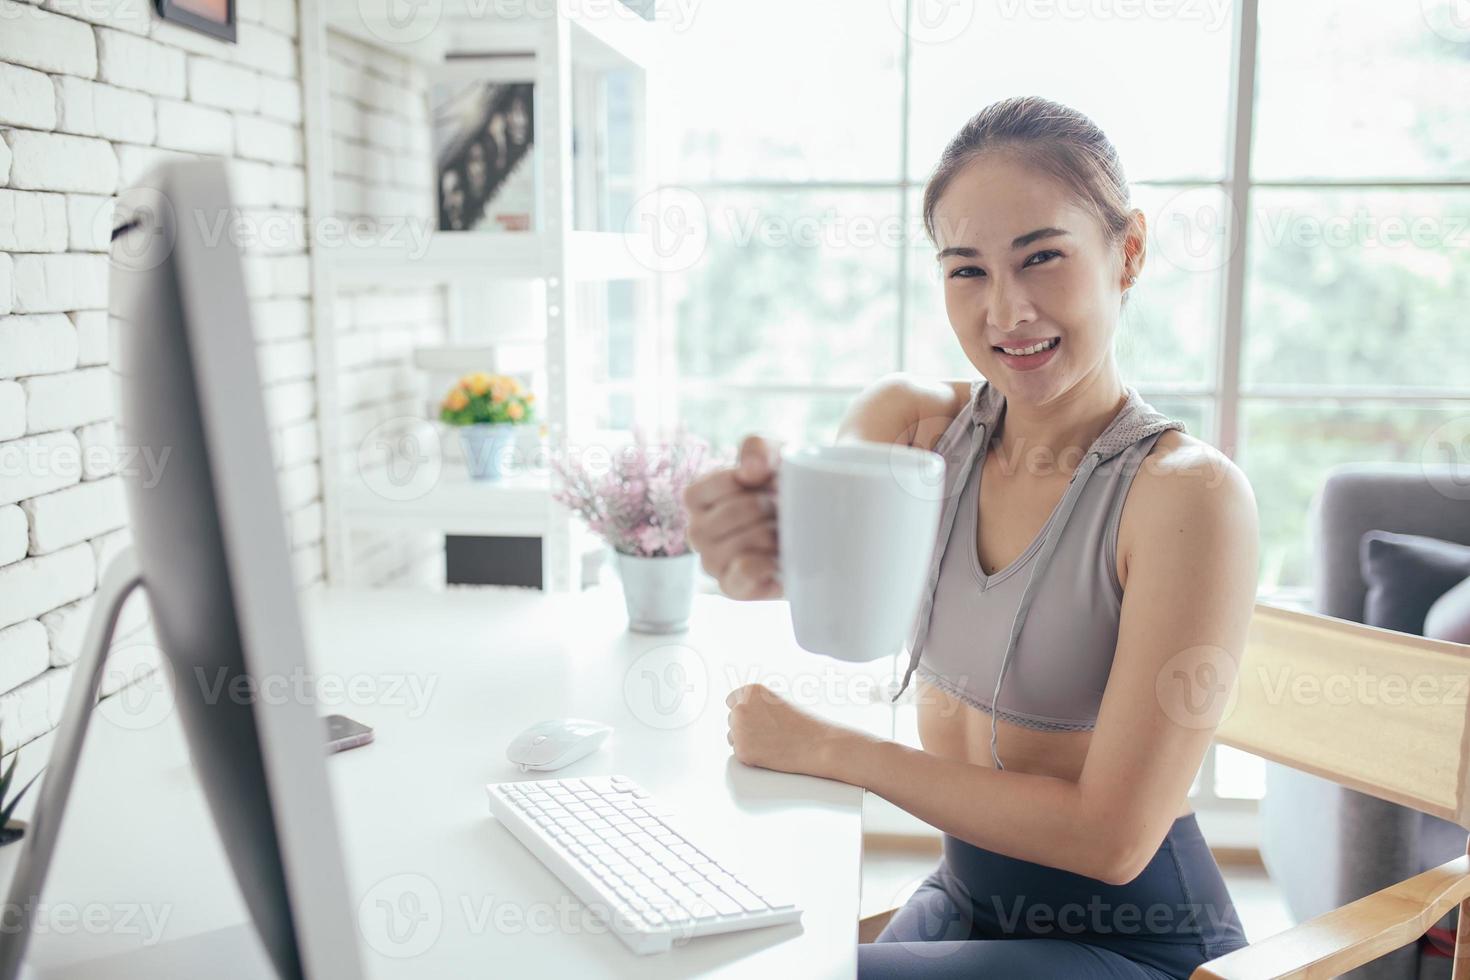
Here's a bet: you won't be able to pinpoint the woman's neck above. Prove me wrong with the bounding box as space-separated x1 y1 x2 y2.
992 369 1129 478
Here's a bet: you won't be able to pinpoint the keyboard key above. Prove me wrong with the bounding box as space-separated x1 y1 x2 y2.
708 894 742 916
684 898 721 921
723 885 769 913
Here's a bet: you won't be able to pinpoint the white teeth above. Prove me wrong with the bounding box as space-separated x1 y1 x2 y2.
999 338 1058 356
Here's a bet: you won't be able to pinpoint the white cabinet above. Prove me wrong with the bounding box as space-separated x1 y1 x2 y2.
299 0 658 591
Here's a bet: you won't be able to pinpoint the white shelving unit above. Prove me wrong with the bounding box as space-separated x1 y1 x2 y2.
299 0 658 592
326 230 654 284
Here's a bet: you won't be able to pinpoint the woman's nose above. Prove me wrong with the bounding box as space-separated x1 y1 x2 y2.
986 278 1035 332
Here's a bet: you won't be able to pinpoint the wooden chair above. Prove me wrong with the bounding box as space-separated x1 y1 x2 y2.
857 602 1470 978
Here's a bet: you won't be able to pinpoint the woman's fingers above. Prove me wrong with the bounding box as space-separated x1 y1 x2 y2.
734 434 781 489
725 552 780 600
699 521 778 582
683 468 746 513
683 434 784 602
685 437 780 514
696 490 775 545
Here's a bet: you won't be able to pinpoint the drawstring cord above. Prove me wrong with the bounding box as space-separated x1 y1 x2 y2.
891 417 989 705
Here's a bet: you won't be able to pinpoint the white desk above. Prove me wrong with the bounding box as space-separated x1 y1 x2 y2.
6 585 868 978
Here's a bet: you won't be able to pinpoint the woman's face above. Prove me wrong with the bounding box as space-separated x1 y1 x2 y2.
931 151 1142 406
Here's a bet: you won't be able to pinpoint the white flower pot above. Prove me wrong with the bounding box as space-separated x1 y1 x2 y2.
614 551 696 633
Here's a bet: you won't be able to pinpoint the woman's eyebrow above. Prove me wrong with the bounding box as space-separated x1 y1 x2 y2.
936 227 1071 260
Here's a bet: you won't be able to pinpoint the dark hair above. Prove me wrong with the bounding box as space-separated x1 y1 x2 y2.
921 96 1138 288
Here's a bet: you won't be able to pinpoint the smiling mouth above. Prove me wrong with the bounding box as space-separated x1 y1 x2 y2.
993 337 1061 356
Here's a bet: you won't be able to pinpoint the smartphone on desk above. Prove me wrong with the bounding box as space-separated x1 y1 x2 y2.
325 714 374 754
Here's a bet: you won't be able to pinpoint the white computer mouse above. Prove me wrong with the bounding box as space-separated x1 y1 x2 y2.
505 718 613 772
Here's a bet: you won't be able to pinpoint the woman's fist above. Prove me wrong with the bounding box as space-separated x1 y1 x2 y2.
683 434 783 600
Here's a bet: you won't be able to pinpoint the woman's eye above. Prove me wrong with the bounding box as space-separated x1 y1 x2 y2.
947 251 1059 279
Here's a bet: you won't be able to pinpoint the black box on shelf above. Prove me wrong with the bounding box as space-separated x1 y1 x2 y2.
446 535 542 588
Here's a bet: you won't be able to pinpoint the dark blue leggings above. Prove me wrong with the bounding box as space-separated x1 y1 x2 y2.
859 813 1249 979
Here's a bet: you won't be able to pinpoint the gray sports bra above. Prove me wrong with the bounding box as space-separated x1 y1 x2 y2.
889 379 1187 769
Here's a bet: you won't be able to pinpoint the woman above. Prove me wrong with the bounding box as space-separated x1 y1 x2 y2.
683 96 1258 979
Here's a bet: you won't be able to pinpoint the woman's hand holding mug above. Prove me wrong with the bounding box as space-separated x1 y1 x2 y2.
683 434 784 601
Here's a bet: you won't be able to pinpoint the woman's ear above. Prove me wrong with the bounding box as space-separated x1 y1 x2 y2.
1122 208 1147 285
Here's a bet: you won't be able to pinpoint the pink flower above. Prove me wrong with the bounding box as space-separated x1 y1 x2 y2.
637 524 665 555
549 427 717 557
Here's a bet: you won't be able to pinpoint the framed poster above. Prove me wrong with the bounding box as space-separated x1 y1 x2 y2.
155 0 235 42
431 60 536 233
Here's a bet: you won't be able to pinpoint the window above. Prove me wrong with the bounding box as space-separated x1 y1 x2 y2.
647 0 1470 812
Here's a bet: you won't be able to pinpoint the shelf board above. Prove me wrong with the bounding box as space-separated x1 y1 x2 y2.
325 0 451 65
568 9 655 70
326 0 655 70
326 230 655 284
564 230 655 280
341 463 555 536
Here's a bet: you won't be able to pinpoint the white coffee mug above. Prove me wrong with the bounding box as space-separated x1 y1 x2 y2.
776 441 946 662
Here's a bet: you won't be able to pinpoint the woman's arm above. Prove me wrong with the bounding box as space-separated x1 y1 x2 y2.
815 440 1259 885
835 372 971 451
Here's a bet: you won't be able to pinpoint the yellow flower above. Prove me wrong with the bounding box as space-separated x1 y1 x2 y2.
444 389 469 412
489 378 512 403
507 401 525 421
510 378 524 395
525 393 535 403
464 372 492 396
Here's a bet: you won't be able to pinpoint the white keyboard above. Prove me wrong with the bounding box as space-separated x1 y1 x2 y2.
486 775 801 955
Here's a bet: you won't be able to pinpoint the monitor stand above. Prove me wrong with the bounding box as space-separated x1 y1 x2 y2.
1 548 146 980
0 549 279 980
0 548 293 979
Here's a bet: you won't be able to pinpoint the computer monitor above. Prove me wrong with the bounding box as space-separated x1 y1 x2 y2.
0 161 362 980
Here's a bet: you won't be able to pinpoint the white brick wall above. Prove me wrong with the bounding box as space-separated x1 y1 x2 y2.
66 195 113 252
75 419 114 479
54 77 156 144
0 314 78 376
0 505 26 565
0 431 81 506
0 0 333 753
0 382 21 441
0 64 57 130
0 191 69 252
156 99 234 155
187 57 258 112
12 253 109 313
96 29 186 98
0 543 95 631
71 311 107 364
0 620 50 693
22 476 126 552
2 130 119 195
0 1 98 77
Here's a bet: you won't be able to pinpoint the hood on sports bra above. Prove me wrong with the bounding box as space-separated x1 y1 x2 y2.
890 379 1187 769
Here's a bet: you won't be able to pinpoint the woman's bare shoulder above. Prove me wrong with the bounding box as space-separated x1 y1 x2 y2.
838 374 976 452
902 376 975 452
1122 429 1258 572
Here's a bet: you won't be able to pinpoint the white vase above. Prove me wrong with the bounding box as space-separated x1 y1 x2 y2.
614 551 697 633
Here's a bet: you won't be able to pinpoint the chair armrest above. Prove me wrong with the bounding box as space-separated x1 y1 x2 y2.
1191 853 1470 979
858 907 898 944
